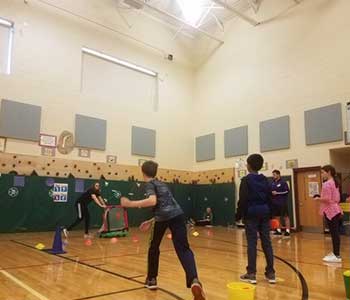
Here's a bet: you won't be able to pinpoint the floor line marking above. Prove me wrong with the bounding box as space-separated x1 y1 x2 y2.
0 270 50 300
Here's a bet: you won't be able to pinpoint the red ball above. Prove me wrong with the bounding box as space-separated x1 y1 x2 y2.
84 239 92 246
270 219 280 230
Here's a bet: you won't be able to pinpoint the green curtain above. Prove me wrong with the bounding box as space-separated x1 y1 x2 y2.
0 174 235 232
191 183 235 226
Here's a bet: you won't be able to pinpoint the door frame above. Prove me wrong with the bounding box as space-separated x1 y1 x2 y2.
293 166 321 231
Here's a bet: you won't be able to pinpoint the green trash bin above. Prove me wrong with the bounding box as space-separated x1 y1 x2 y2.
344 270 350 300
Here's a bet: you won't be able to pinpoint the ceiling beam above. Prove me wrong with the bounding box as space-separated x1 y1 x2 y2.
246 0 263 14
132 0 224 44
211 0 259 26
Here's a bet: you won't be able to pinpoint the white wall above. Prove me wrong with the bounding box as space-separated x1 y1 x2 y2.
0 0 195 170
1 0 349 176
193 0 350 177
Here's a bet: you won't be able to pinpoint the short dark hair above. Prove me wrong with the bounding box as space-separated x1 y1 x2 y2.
272 169 281 175
141 161 158 178
247 154 264 172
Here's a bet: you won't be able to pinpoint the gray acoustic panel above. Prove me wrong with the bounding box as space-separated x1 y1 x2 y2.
305 103 343 145
0 99 41 141
196 133 215 162
131 126 156 157
75 114 107 150
224 126 248 157
260 116 290 152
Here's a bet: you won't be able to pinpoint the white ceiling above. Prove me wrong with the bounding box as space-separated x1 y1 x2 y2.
116 0 258 43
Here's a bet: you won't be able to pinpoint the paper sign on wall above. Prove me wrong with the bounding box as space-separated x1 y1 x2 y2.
53 183 68 202
75 179 85 193
308 182 319 197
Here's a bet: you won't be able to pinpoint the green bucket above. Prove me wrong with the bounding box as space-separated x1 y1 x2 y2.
344 270 350 300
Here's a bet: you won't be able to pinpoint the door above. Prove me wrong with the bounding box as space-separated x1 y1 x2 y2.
295 168 323 232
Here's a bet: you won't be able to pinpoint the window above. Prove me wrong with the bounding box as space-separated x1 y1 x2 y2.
81 47 159 111
0 17 14 74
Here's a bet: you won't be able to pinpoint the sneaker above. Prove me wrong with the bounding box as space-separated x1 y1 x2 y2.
191 279 206 300
145 278 158 290
62 228 69 238
284 231 290 237
322 252 334 261
265 273 276 284
240 273 257 284
323 253 342 263
84 234 93 239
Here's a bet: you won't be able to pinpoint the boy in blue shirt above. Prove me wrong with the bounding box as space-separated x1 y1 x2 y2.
121 161 205 300
271 170 291 236
236 154 276 284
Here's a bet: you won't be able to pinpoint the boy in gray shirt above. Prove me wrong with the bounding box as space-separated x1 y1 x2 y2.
121 161 205 300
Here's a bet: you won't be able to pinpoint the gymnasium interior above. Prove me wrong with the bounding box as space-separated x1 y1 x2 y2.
0 1 349 300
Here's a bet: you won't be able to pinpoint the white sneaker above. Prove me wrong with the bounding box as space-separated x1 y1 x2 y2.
62 228 69 238
323 253 342 263
322 252 333 260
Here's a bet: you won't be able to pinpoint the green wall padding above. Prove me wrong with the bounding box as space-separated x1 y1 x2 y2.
191 184 235 226
0 174 235 232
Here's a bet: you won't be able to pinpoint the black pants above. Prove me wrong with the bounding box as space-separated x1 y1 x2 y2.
148 214 198 288
325 213 341 256
245 216 275 275
67 202 90 234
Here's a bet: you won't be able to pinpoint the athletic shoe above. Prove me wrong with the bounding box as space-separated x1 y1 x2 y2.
191 279 206 300
84 234 93 239
145 278 158 290
322 252 334 260
265 273 276 284
284 231 290 237
62 228 69 238
240 273 257 284
323 253 342 263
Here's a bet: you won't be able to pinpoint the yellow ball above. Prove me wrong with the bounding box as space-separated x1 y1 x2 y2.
192 231 199 237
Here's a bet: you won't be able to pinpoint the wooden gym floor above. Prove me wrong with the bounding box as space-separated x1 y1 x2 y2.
0 227 348 300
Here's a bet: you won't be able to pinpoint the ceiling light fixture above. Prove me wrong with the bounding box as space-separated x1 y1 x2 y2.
0 17 13 27
176 0 212 27
82 47 157 77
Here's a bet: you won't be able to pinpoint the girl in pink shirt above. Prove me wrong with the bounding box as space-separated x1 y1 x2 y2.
315 165 343 263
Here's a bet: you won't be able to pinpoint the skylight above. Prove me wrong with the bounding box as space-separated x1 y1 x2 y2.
176 0 214 27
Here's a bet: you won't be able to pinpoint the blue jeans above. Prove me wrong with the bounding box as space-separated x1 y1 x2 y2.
148 214 198 287
245 216 275 274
